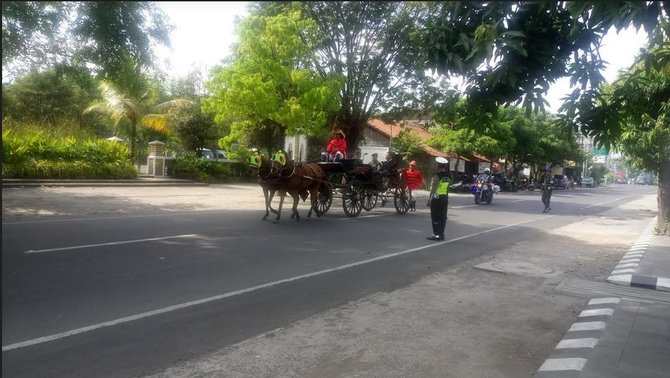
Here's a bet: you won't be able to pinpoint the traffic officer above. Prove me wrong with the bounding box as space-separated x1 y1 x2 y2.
426 157 452 241
541 167 553 213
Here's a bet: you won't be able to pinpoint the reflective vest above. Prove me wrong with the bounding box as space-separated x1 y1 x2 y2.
436 172 450 195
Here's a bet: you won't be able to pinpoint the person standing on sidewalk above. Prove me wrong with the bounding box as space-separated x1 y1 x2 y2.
404 160 424 212
541 167 553 213
426 157 451 241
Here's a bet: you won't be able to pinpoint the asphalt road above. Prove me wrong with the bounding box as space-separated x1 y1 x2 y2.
1 183 659 377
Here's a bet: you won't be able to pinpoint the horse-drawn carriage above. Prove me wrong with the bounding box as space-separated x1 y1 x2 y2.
314 158 411 217
249 149 411 221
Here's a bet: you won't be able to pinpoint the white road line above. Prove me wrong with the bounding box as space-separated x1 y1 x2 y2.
569 321 607 332
555 338 599 349
579 308 614 317
612 268 636 275
657 277 670 291
583 197 625 209
588 298 620 305
615 263 639 269
3 215 547 352
608 274 633 285
24 234 199 254
538 358 587 371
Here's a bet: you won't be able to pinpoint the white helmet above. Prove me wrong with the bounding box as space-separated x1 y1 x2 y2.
435 156 449 165
484 168 491 174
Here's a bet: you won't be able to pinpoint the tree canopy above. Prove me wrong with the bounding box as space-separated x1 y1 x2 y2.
420 2 669 116
253 2 436 149
203 8 341 156
2 1 171 83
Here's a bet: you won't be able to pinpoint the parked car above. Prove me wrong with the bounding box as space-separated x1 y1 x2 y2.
582 176 595 187
553 175 569 190
213 149 227 160
197 148 227 161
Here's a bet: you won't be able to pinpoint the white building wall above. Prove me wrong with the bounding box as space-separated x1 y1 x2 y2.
284 135 309 162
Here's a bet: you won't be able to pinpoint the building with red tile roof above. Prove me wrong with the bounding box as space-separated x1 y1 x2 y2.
361 118 490 176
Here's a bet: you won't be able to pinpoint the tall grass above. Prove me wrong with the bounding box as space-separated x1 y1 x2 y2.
2 120 137 179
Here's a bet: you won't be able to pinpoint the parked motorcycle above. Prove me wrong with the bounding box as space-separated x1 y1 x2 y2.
472 180 498 204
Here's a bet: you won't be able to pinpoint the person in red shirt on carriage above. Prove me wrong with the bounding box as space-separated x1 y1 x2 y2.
321 129 347 162
404 160 424 212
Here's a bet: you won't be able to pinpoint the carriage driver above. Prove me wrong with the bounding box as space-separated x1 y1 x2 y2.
321 129 347 162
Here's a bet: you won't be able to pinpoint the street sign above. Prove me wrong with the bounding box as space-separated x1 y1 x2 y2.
594 147 607 163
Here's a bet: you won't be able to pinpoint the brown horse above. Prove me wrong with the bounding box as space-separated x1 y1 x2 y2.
248 149 279 220
270 150 325 222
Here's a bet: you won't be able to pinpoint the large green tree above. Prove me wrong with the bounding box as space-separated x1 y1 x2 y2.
420 1 669 234
597 44 670 234
2 1 171 83
168 69 221 155
430 100 581 180
203 8 341 157
256 2 431 150
2 65 98 126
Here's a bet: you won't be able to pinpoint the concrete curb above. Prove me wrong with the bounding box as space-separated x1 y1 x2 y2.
607 217 670 292
534 297 620 377
2 178 209 188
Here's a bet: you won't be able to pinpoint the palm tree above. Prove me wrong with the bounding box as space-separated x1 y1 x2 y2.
84 81 192 168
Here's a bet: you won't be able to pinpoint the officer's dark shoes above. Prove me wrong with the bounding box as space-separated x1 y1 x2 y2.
426 235 443 241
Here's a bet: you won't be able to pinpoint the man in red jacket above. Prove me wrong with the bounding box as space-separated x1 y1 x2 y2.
404 160 423 211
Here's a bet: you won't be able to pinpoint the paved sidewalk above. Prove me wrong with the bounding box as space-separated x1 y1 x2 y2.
535 218 670 377
607 219 670 291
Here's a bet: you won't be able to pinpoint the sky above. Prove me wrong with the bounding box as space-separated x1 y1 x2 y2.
156 2 251 78
156 2 648 114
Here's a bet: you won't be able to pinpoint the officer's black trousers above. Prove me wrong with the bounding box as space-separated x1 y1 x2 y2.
542 189 552 209
430 195 448 238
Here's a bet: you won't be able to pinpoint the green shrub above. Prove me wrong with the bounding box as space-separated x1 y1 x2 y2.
171 156 251 183
2 125 136 179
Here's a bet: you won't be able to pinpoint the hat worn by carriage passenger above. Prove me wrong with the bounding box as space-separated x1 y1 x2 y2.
435 156 449 165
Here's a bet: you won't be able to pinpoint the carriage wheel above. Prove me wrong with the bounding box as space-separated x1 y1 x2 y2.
342 184 363 217
315 184 333 215
362 191 378 211
393 183 411 215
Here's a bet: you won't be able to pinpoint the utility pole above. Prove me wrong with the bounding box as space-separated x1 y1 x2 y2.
580 133 587 178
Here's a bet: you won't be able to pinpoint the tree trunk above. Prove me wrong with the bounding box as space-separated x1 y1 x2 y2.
130 120 138 171
338 114 367 156
656 160 670 236
456 155 462 182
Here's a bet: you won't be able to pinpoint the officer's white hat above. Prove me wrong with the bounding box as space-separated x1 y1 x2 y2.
435 156 449 165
